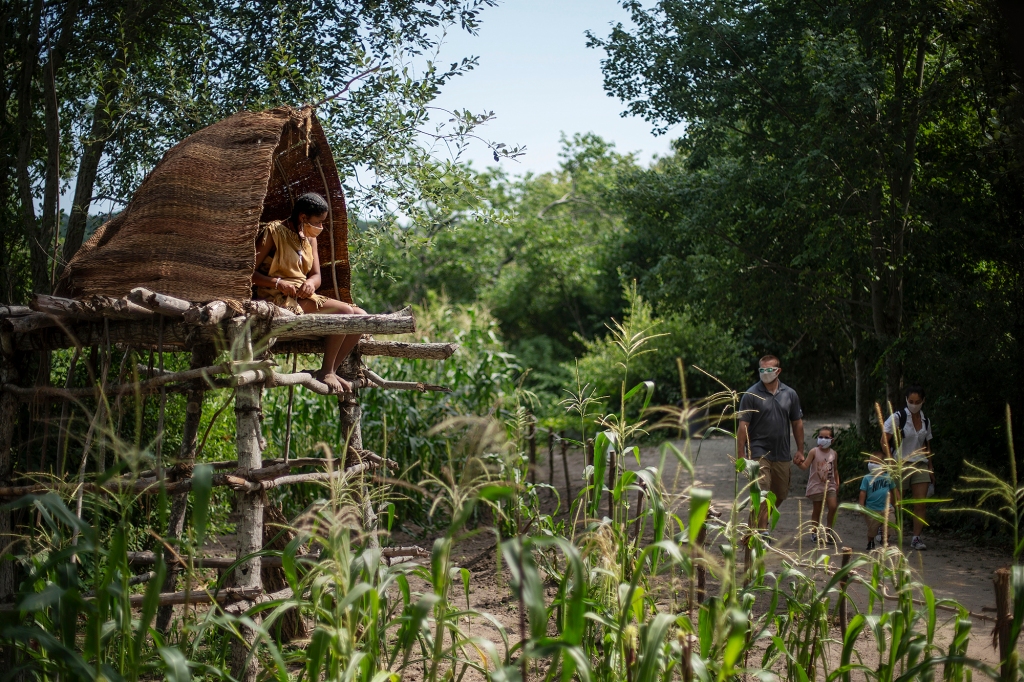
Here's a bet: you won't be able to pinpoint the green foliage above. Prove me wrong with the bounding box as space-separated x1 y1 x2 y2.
575 285 750 412
261 294 520 525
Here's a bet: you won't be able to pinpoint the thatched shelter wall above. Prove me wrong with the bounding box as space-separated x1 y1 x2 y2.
58 106 351 304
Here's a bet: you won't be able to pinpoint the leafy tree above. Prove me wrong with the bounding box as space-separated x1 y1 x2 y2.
1 0 512 301
591 0 1024 441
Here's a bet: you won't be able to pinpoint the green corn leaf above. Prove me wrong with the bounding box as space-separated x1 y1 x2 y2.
159 646 192 682
624 380 655 414
636 612 674 682
133 555 166 677
689 488 712 547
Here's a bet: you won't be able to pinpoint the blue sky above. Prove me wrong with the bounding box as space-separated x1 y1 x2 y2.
428 0 676 174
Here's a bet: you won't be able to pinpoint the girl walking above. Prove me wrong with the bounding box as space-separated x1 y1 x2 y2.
797 426 840 544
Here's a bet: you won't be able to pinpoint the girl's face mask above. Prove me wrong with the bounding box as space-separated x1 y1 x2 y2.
817 437 832 449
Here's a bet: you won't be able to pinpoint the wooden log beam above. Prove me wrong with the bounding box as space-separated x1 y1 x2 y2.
362 368 451 393
127 551 285 570
0 586 264 611
274 338 458 360
266 307 415 340
182 300 232 326
4 312 61 334
1 361 273 400
0 305 31 317
128 288 191 318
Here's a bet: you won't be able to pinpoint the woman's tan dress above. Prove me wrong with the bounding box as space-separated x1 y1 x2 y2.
254 220 329 314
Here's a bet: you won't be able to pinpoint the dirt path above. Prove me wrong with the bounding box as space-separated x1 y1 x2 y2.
400 413 1019 676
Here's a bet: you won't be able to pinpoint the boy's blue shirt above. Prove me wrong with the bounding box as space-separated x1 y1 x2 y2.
860 471 896 511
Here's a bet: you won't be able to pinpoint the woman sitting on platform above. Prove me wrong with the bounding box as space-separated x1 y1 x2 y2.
252 192 365 393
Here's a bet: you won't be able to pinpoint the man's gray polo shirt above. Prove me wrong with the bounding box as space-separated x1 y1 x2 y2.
738 381 803 462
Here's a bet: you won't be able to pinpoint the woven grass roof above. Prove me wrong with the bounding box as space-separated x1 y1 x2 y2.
58 106 351 304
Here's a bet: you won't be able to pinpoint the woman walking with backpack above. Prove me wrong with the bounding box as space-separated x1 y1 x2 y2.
882 385 934 550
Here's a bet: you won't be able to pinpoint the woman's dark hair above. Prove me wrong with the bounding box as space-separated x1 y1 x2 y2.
904 384 926 399
291 192 329 223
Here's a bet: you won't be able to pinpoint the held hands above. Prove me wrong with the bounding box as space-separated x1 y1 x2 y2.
794 451 806 466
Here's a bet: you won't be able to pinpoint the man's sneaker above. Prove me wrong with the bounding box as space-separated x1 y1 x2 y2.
911 536 927 551
875 528 884 545
866 539 875 551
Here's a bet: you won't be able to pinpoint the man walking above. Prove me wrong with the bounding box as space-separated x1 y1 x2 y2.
737 355 805 529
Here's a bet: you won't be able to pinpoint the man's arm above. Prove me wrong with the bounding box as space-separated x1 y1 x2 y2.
792 419 805 465
737 420 750 459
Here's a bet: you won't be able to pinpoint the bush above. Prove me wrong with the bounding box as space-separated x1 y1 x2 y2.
573 286 751 414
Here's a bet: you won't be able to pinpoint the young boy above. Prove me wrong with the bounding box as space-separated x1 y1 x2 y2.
859 453 899 551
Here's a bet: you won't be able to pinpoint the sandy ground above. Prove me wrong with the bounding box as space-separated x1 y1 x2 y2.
399 412 1021 678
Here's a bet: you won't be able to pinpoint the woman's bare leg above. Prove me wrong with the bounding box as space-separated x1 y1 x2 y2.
299 299 365 393
911 481 929 537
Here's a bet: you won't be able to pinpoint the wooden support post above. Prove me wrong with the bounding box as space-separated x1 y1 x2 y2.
157 344 214 633
696 526 707 605
994 567 1013 682
838 547 853 635
339 354 377 550
230 324 264 682
527 420 536 485
0 354 18 672
547 430 555 489
560 431 572 507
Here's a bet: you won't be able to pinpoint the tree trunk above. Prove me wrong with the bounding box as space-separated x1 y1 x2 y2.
0 355 20 672
231 326 264 682
62 100 112 263
156 344 214 633
14 0 43 293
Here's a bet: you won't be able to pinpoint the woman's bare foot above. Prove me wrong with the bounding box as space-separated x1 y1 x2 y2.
314 369 351 394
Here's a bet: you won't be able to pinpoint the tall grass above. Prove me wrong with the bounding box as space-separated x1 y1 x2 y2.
3 292 1022 681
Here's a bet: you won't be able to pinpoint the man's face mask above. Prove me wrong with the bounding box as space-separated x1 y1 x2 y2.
758 366 780 383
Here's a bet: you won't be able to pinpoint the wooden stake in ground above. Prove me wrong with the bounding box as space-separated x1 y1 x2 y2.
230 323 264 682
560 431 572 507
157 344 214 633
527 420 536 485
838 546 853 635
547 430 555 489
993 567 1013 682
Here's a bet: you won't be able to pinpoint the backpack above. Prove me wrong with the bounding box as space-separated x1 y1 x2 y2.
886 408 930 456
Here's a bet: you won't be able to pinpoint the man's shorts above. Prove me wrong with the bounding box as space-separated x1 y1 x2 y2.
756 457 791 504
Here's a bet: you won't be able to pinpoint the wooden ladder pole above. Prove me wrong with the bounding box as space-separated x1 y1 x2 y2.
157 344 214 633
339 353 377 550
230 322 264 682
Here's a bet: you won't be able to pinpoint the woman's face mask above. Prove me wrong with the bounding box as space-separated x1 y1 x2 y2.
302 221 324 238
